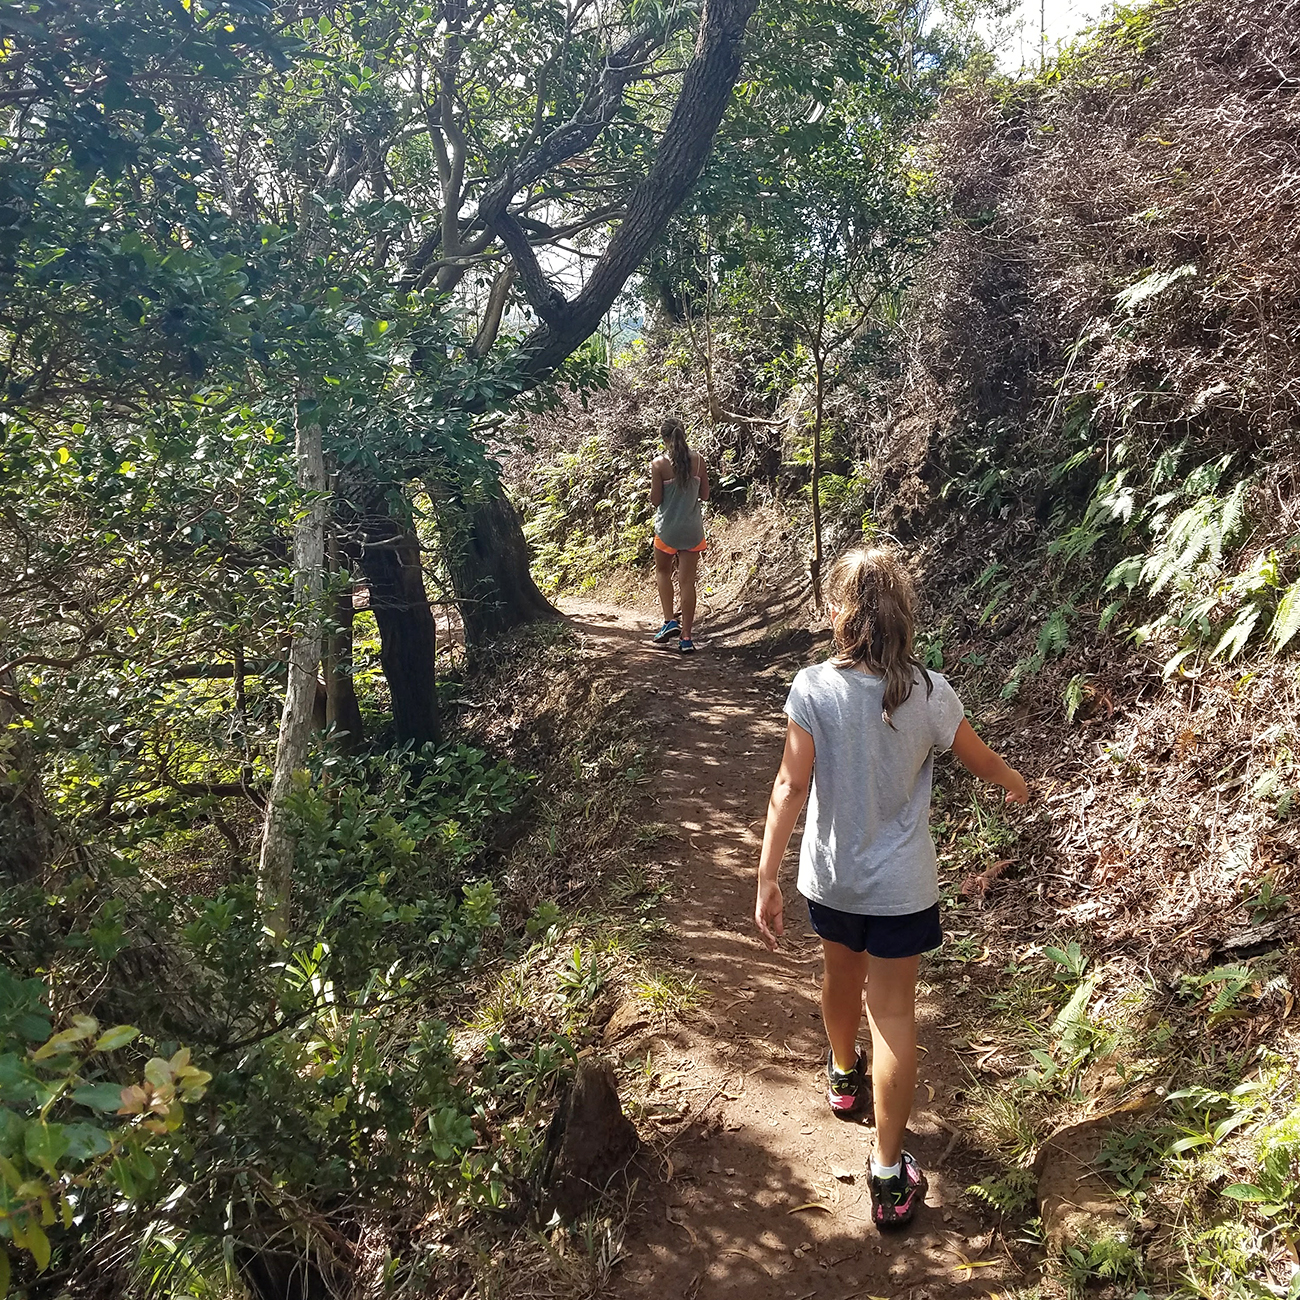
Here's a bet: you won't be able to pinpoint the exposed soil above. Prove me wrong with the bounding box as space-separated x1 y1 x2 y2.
561 598 1023 1300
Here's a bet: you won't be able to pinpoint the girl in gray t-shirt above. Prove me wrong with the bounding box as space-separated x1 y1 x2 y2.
753 545 1028 1229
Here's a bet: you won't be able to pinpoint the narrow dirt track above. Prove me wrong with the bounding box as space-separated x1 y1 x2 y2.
562 600 1020 1300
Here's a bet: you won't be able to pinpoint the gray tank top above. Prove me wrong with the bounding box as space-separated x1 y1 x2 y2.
655 473 705 549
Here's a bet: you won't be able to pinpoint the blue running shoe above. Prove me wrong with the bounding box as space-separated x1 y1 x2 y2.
678 637 696 654
653 619 681 643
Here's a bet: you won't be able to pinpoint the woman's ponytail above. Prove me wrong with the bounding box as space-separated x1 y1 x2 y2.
661 417 691 486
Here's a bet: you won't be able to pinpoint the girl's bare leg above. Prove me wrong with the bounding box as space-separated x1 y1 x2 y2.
678 549 699 638
654 548 676 622
820 939 869 1071
863 953 920 1168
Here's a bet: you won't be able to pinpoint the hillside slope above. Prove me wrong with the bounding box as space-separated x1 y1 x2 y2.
514 2 1300 1292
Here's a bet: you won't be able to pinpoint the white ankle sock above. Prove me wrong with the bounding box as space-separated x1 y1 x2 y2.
871 1157 902 1180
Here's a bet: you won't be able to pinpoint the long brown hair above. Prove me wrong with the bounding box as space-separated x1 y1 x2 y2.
827 545 933 726
661 417 691 486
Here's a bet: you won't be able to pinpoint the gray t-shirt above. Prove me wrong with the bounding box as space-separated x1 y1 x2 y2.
784 661 965 916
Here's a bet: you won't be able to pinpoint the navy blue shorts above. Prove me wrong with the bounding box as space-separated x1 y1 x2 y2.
806 899 942 959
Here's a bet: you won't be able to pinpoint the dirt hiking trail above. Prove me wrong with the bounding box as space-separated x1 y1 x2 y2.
562 600 1021 1300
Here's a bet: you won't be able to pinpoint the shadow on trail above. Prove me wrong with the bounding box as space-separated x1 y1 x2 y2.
621 1118 1011 1299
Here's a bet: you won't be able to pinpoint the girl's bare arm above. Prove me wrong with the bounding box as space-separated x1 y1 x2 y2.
649 458 664 507
950 719 1028 803
755 718 815 949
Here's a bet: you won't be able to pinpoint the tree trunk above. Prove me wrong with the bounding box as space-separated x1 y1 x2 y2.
810 355 826 610
446 485 560 645
257 402 326 943
507 0 760 382
0 664 52 881
323 531 364 753
357 512 440 747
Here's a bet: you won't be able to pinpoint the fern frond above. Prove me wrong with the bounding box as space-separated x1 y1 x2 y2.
1115 262 1197 313
1212 605 1261 661
1271 581 1300 652
1105 556 1142 592
1063 674 1087 722
1037 607 1071 658
1218 479 1250 552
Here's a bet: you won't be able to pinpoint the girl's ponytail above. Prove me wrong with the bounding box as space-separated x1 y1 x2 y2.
827 546 932 726
661 417 691 486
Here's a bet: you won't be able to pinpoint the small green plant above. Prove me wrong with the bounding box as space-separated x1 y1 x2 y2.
557 945 604 1006
1038 606 1072 658
941 932 985 964
1096 1126 1165 1205
1242 869 1290 923
1221 1151 1296 1220
1044 941 1089 983
1048 974 1103 1074
632 972 700 1017
526 901 565 940
1060 1228 1143 1297
1165 1080 1263 1158
1063 673 1088 722
1218 1094 1300 1253
953 793 1019 866
968 1082 1041 1163
1002 606 1072 699
462 880 503 930
967 1166 1036 1216
1176 964 1255 1024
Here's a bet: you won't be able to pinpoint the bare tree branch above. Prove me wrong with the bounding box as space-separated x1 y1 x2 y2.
508 0 761 382
469 266 517 357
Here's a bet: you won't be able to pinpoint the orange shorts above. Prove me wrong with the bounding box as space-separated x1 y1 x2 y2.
653 536 707 555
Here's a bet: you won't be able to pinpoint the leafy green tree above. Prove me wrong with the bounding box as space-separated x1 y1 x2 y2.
2 0 764 774
745 144 934 601
650 0 938 598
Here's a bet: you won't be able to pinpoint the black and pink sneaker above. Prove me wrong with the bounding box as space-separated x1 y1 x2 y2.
825 1048 867 1117
869 1151 926 1228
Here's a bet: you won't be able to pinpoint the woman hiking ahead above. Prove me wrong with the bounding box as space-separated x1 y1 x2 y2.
753 545 1028 1229
649 417 708 653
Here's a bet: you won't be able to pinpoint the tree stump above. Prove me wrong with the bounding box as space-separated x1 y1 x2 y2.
542 1061 639 1221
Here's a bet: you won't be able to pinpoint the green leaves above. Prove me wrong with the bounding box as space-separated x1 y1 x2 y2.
1043 941 1088 981
93 1026 139 1053
1271 580 1300 652
0 970 210 1278
23 1121 70 1177
69 1083 128 1113
31 1015 99 1061
461 880 502 930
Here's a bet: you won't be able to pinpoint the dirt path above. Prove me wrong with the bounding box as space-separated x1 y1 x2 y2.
562 600 1021 1300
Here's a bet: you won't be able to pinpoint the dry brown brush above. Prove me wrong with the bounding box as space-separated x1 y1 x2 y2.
886 0 1300 539
883 0 1300 965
